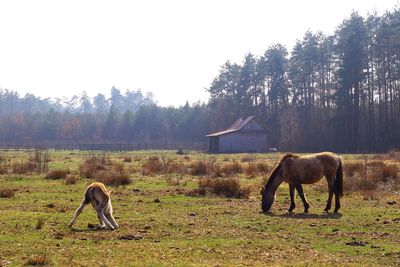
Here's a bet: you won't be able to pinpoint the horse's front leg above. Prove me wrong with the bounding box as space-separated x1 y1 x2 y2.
288 183 296 212
294 183 309 213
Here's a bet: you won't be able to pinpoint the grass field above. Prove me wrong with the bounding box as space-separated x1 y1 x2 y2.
0 150 399 266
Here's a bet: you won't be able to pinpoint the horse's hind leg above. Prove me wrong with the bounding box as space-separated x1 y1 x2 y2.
288 183 296 212
294 183 309 213
334 191 341 213
324 176 334 212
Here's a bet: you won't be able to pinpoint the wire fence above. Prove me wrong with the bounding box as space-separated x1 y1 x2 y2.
0 143 205 152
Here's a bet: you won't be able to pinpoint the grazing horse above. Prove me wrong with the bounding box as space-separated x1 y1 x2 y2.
68 182 119 230
261 152 343 213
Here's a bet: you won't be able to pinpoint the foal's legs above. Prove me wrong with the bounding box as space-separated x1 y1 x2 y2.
105 211 119 229
288 183 296 212
97 214 106 228
104 204 119 229
68 199 88 227
294 183 309 213
324 176 335 212
95 201 115 230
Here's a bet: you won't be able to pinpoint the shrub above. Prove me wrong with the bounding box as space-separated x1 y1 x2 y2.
344 175 378 192
388 149 400 160
189 178 251 199
382 164 399 181
24 253 50 266
244 163 257 177
123 156 132 163
0 188 15 198
221 161 243 176
343 161 364 177
241 154 256 162
189 160 208 176
244 162 269 177
0 164 8 175
342 159 399 192
79 156 108 179
65 174 78 185
142 156 163 175
256 162 269 173
93 169 131 186
45 169 70 180
11 161 37 174
79 156 131 186
35 217 45 230
166 161 186 174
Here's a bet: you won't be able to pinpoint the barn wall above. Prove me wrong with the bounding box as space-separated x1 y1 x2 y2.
218 132 267 153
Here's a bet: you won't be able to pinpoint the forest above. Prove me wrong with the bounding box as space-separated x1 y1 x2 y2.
0 9 400 152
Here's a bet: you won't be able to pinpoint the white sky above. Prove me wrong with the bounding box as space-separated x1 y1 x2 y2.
0 0 398 107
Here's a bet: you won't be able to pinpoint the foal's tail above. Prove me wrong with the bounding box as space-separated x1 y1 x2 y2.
83 186 94 204
335 158 344 196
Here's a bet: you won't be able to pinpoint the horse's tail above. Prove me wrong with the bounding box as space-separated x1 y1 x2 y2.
335 158 343 197
83 186 94 204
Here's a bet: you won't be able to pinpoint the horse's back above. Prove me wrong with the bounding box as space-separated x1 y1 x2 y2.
310 152 340 177
283 152 340 184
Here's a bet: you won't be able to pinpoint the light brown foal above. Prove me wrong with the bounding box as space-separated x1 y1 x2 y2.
68 182 119 230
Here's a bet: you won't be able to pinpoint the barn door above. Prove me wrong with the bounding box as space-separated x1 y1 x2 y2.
209 137 219 153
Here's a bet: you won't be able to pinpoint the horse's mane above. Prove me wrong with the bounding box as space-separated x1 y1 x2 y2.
264 153 297 189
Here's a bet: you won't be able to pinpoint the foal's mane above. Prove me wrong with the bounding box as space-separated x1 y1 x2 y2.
264 153 296 189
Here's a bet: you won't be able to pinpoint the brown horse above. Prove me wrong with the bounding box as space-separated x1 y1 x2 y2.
261 152 343 213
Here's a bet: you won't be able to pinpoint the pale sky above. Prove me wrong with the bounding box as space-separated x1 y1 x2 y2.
0 0 398 107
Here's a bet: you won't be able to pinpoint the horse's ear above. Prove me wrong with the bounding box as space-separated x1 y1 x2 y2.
108 190 114 196
260 186 265 195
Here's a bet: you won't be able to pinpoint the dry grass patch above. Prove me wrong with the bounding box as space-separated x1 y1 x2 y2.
189 160 209 176
80 156 131 186
142 156 163 175
341 159 399 192
244 162 270 177
45 169 70 180
65 174 78 185
122 156 132 162
79 155 108 179
221 161 243 176
94 169 131 186
11 161 37 174
0 164 8 175
0 188 15 198
24 254 51 266
188 177 251 199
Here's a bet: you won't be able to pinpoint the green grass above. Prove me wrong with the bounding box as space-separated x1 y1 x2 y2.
0 150 399 266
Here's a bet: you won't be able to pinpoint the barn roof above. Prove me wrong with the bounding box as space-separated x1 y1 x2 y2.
206 116 257 137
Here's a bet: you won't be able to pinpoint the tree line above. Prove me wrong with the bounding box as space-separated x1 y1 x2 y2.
208 9 400 152
0 9 399 152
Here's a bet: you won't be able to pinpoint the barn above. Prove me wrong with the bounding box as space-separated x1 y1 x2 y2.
206 116 267 153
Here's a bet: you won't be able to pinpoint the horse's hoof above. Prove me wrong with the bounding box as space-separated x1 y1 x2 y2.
303 210 309 214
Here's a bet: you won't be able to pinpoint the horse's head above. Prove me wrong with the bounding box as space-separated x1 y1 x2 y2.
261 185 275 212
260 156 287 212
